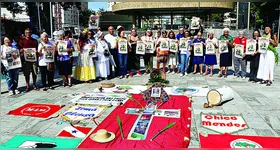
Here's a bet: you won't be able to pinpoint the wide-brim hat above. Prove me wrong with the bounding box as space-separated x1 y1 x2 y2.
90 129 116 143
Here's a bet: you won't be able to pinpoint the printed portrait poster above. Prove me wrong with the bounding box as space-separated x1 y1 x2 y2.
169 39 178 53
118 39 128 54
5 47 22 70
160 38 169 51
206 40 215 55
88 44 97 57
194 43 203 56
145 40 154 53
219 40 229 53
89 15 99 29
179 38 189 51
136 41 145 55
191 17 200 29
258 37 269 53
23 48 37 62
57 40 68 56
246 39 256 55
234 44 244 58
44 46 55 63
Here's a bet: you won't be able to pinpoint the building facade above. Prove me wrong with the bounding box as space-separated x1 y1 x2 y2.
112 2 234 30
53 3 79 31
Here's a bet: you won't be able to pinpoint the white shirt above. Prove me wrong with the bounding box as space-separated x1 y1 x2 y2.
38 41 54 66
1 45 18 67
96 39 109 62
104 34 117 49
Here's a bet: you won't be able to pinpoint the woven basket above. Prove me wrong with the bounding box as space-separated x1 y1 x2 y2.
150 69 166 80
101 82 115 88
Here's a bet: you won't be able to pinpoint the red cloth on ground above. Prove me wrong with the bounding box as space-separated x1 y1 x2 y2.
78 94 191 148
199 133 280 148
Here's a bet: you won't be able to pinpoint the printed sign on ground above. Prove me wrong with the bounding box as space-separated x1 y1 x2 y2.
70 93 128 106
201 113 248 134
7 103 63 118
57 126 92 138
0 135 81 148
61 104 107 122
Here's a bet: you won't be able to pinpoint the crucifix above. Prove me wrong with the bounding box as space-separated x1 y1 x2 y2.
125 83 181 140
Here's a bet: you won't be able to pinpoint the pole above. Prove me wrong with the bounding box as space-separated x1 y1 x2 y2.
278 5 280 42
247 2 250 30
78 9 80 31
50 2 53 39
236 2 239 30
37 2 41 32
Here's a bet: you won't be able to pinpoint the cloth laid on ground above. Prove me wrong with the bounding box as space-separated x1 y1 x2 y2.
78 94 192 148
199 133 280 148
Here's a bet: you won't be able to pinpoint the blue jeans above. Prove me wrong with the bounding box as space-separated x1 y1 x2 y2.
5 68 19 91
118 53 128 76
180 54 190 75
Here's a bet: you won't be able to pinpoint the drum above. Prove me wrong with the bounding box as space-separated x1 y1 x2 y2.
207 86 234 106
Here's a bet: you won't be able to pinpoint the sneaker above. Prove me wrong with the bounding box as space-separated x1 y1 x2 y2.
172 71 175 74
129 73 133 77
185 73 188 76
135 71 142 76
242 76 246 80
126 74 129 78
9 90 13 96
180 74 184 77
166 70 171 74
119 76 123 79
14 89 21 94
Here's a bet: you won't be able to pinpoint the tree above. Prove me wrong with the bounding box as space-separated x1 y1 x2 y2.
79 9 96 28
98 8 106 13
1 2 24 19
211 13 224 22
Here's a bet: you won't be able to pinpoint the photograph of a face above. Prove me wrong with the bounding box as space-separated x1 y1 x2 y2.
118 40 128 54
151 88 161 97
219 40 228 53
136 41 145 55
23 48 37 62
246 39 256 55
235 44 244 58
258 38 269 53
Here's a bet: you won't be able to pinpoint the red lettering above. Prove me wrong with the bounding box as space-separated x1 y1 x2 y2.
227 122 233 127
220 123 226 126
241 124 247 127
213 116 220 120
202 121 211 126
234 123 240 127
231 116 237 120
213 123 219 126
205 115 212 120
224 117 229 120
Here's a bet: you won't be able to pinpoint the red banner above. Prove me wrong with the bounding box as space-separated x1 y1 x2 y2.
199 133 280 148
7 103 63 118
78 94 192 148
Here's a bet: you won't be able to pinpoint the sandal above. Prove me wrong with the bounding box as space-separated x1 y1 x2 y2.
68 83 72 87
209 74 213 77
14 89 21 94
224 74 227 78
218 74 223 78
33 86 39 91
25 87 30 92
266 80 272 86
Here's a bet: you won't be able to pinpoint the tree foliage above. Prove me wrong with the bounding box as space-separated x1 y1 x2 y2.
79 9 96 28
1 2 24 18
211 13 224 22
98 8 106 13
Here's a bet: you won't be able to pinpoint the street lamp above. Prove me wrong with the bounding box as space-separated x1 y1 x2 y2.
275 5 280 43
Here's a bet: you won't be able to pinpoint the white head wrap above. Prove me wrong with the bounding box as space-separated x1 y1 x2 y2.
223 28 230 33
40 32 48 39
96 31 103 39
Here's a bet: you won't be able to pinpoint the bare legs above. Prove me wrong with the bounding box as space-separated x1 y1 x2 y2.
204 65 214 76
219 66 228 78
193 64 203 74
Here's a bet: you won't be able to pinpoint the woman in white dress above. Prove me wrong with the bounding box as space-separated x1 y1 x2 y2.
257 26 278 86
95 31 110 81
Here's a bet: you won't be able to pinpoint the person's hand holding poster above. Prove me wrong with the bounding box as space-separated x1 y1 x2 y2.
179 38 189 51
57 40 68 56
136 41 145 55
206 40 215 55
118 39 128 54
219 40 228 53
258 37 269 53
169 39 178 53
160 38 169 51
234 44 244 58
44 46 55 63
6 48 22 70
88 44 97 57
23 48 37 62
194 43 203 56
246 39 256 55
145 40 154 53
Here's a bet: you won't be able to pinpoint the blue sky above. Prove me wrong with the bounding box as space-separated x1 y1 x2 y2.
88 2 107 11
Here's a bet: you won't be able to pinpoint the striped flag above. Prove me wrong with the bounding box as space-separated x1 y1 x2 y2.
57 126 92 138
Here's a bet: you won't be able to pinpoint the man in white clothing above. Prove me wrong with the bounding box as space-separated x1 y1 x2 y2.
105 26 119 77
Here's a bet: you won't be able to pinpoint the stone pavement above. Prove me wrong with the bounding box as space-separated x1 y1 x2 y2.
1 50 280 148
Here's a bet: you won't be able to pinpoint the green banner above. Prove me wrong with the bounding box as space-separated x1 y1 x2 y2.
0 135 82 148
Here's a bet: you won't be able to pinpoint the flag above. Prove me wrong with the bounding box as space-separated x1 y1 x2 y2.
57 126 92 138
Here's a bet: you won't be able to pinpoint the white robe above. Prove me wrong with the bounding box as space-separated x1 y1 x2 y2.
95 40 110 78
257 50 275 81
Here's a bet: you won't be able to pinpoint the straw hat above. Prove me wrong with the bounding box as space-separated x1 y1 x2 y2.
90 129 116 143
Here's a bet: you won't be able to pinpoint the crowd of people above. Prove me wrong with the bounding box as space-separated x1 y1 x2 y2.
1 24 278 96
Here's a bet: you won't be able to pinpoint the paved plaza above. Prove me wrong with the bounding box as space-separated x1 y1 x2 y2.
1 49 280 148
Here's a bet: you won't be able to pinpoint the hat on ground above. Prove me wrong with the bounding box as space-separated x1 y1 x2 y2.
117 25 124 31
90 129 115 143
